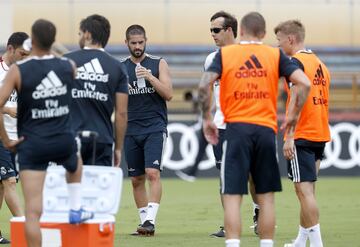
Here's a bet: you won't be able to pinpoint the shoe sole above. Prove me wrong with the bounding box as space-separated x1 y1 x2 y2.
137 229 155 236
210 234 225 238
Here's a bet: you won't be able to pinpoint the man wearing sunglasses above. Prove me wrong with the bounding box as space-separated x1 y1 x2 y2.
176 11 259 238
208 11 261 238
199 12 311 247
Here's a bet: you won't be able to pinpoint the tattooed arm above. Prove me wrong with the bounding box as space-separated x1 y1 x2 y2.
198 71 220 145
281 69 310 160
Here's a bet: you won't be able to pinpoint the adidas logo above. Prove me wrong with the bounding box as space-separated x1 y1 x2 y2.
313 64 326 86
153 160 160 166
128 168 135 172
235 54 267 78
76 58 109 83
32 71 67 99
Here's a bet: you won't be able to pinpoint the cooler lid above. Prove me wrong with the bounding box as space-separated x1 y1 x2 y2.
43 165 123 216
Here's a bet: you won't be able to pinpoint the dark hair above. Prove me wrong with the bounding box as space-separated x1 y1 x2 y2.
32 19 56 50
210 11 238 38
80 14 111 48
126 24 146 40
240 12 266 38
274 20 305 43
7 32 29 49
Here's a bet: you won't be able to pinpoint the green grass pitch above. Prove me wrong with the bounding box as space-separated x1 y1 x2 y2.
1 177 359 246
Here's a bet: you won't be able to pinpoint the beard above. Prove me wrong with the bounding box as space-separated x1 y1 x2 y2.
129 45 146 58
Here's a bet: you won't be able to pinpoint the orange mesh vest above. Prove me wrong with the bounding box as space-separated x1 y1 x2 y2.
286 52 331 142
220 44 280 132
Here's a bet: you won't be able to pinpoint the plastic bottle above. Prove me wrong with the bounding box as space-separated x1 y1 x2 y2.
135 63 146 88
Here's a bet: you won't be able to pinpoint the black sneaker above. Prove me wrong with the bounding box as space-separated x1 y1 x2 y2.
253 208 259 235
210 226 225 238
0 236 10 244
137 220 155 236
175 170 196 182
130 224 142 236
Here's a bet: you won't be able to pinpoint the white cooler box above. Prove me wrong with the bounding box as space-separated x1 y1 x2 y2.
11 165 123 247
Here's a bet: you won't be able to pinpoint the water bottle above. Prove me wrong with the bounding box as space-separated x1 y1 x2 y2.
135 63 146 88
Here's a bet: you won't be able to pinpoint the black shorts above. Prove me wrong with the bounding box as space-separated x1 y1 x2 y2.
17 133 78 173
212 128 226 170
125 132 166 177
287 143 325 183
221 123 282 195
0 141 17 180
81 141 113 166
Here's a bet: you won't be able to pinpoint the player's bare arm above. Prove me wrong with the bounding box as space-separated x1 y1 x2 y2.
0 65 23 151
114 92 128 167
139 59 173 101
281 69 310 135
199 71 219 145
199 71 219 120
283 86 297 160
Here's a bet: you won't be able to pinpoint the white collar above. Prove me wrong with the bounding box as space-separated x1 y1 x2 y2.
239 41 263 45
296 49 312 54
84 46 105 51
31 54 55 60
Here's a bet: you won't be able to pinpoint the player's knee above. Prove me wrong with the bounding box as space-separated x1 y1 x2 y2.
25 210 42 222
131 176 145 187
25 204 42 220
294 183 314 199
3 176 17 188
145 169 160 182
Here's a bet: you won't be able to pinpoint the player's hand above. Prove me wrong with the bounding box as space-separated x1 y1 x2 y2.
4 107 17 118
203 119 218 145
3 136 24 153
283 138 295 160
113 149 121 167
135 66 152 81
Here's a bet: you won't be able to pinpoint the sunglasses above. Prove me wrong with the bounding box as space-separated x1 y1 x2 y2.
210 27 226 34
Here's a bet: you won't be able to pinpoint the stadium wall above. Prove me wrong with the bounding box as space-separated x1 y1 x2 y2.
0 0 360 46
155 119 360 178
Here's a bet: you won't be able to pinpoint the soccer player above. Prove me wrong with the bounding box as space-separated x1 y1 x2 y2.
206 11 261 237
199 12 311 247
0 31 29 244
64 14 129 167
0 19 94 247
122 24 172 236
275 20 330 247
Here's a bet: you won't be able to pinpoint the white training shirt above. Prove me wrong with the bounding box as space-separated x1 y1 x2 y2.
204 51 226 129
0 58 18 140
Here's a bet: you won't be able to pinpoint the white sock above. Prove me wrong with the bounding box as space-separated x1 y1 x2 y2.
67 183 81 210
253 202 260 216
225 239 240 247
260 239 273 247
138 207 148 224
308 224 323 247
144 202 159 225
293 225 308 247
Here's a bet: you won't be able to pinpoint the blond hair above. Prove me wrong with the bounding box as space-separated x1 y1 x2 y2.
274 20 305 43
